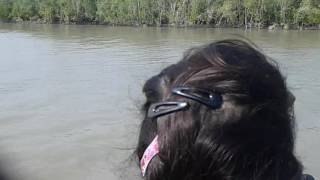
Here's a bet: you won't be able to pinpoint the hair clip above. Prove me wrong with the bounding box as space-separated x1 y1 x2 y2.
140 135 159 176
147 87 222 119
172 87 222 109
147 101 189 118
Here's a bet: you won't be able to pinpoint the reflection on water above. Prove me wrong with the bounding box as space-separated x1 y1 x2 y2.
0 24 319 180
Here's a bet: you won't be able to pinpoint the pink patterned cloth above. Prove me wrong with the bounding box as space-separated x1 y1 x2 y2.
140 135 159 176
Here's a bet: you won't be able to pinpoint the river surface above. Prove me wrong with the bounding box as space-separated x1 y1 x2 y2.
0 24 319 180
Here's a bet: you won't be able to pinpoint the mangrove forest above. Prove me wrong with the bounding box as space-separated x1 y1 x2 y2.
0 0 319 28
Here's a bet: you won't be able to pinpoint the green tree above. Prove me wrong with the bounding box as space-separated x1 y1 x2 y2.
190 0 207 24
296 0 320 25
39 0 58 23
81 0 97 21
216 0 240 25
10 0 39 20
0 0 13 20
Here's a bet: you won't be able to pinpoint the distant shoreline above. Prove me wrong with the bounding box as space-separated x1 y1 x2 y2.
1 0 319 32
1 21 319 31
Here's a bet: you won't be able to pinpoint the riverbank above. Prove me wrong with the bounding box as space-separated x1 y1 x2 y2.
1 0 320 32
1 20 319 31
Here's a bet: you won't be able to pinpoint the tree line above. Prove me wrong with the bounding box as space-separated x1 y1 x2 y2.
0 0 319 28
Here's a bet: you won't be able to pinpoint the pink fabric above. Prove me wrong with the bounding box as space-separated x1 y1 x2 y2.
140 135 159 176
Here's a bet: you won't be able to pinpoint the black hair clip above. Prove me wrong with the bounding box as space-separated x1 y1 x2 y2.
148 101 189 118
147 87 223 119
172 87 222 109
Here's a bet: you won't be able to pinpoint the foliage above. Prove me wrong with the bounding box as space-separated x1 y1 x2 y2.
0 0 319 27
295 0 320 25
0 0 13 20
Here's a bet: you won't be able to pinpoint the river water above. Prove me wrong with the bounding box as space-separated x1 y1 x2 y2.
0 24 319 180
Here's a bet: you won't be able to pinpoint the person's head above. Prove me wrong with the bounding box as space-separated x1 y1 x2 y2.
135 39 302 180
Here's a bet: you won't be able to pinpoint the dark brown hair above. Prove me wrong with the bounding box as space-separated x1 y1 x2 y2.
135 39 302 180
